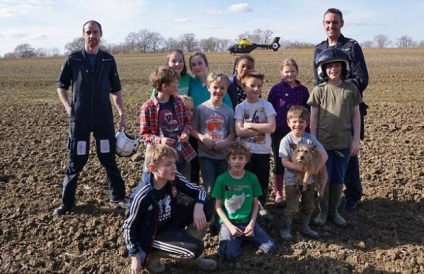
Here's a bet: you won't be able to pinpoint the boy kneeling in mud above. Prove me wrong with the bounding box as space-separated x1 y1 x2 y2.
123 144 216 273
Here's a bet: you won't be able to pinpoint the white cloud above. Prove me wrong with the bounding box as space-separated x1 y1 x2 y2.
206 9 226 15
0 0 53 18
174 18 192 24
228 3 252 13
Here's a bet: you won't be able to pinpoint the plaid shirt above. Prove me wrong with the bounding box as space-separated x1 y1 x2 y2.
140 95 196 162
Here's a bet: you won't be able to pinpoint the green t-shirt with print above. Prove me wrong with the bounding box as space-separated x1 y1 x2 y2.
211 170 262 224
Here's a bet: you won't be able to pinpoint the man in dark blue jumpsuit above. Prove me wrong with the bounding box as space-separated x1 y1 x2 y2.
314 8 369 212
54 20 128 215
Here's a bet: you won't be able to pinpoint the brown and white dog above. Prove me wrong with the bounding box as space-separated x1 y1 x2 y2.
290 143 327 199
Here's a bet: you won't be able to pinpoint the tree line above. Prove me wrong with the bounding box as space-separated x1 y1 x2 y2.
2 28 423 58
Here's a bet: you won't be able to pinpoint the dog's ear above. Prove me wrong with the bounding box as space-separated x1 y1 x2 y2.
310 144 317 150
289 143 297 150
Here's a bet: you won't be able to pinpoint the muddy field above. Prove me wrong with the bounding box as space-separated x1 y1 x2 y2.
0 49 423 273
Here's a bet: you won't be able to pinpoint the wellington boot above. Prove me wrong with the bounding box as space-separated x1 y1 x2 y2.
314 184 330 226
274 174 285 206
300 215 319 239
180 257 217 271
329 184 347 227
278 216 293 241
146 253 166 274
186 222 209 240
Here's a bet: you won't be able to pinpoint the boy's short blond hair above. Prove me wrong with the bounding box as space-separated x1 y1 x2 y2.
206 72 230 88
241 70 264 86
287 105 310 122
149 65 180 91
145 144 178 166
280 58 299 71
226 140 251 162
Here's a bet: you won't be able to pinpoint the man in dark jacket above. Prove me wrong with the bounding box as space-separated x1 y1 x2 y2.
54 20 128 215
313 8 369 212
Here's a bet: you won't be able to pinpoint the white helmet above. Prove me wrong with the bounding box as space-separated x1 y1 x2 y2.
115 130 140 157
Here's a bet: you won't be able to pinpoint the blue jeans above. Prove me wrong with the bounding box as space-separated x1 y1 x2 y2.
218 222 277 260
198 157 228 195
344 155 362 202
325 148 351 185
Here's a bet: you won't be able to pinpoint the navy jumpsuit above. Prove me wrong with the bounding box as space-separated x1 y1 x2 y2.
56 49 125 206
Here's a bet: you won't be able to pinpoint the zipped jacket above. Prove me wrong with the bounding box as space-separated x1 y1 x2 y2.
123 172 207 267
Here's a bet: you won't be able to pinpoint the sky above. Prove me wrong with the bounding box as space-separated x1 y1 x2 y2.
0 0 423 56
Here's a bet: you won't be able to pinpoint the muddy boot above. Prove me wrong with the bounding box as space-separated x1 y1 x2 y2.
300 214 319 239
186 220 210 240
329 184 347 227
180 257 217 271
314 184 329 226
274 174 285 206
146 252 166 274
278 215 293 241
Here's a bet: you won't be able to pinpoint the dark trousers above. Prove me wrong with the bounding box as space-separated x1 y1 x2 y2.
61 131 125 206
153 199 214 259
344 105 367 202
344 155 362 202
245 153 271 206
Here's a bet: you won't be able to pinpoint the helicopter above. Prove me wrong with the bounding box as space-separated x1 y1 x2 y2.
228 37 281 54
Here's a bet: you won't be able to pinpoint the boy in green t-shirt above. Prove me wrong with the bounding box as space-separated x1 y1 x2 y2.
211 141 277 260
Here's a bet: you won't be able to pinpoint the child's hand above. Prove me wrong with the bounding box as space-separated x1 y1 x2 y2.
193 203 207 230
229 224 244 237
160 137 175 146
213 139 227 151
243 121 252 129
297 165 306 173
179 133 189 143
350 138 360 156
130 253 142 274
244 223 255 237
201 137 215 150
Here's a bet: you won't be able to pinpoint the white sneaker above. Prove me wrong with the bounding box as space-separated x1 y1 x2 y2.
109 200 128 209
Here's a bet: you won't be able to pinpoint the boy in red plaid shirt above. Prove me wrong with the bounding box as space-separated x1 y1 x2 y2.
140 66 196 173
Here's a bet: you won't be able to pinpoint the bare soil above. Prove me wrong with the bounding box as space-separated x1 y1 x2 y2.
1 49 423 273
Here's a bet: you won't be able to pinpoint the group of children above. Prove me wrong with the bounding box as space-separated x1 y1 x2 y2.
123 48 362 273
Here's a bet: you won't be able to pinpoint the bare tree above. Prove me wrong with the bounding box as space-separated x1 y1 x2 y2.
418 40 424 48
163 37 180 52
14 43 36 58
361 41 374 49
217 39 230 52
47 47 61 57
251 29 263 43
237 32 251 41
396 35 416 48
3 52 16 58
136 29 153 52
35 48 47 57
150 32 164 53
179 33 197 52
262 29 274 44
124 32 138 52
64 37 85 54
199 37 219 52
373 34 391 48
